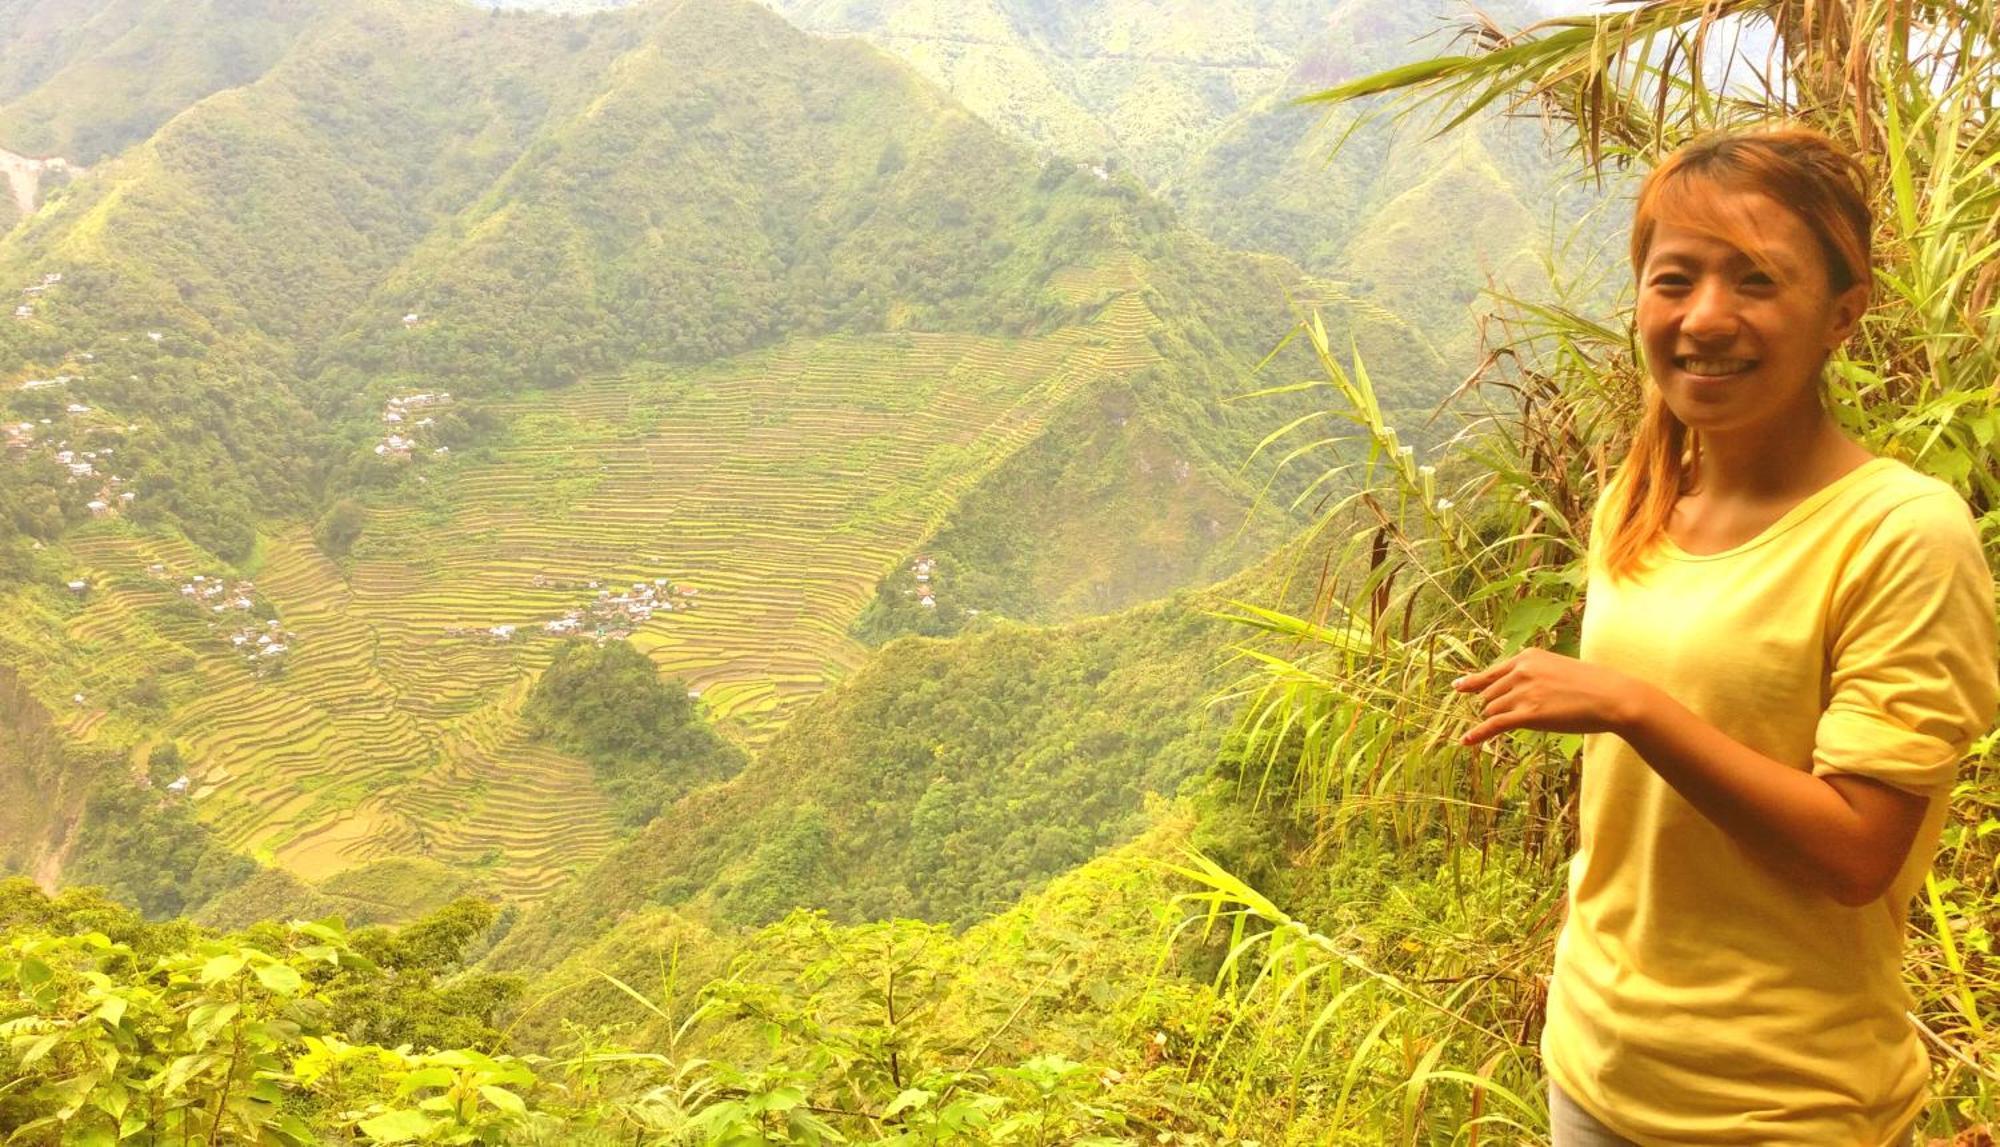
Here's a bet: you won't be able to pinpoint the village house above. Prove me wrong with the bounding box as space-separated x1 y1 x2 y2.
13 305 30 318
165 775 190 795
86 500 108 515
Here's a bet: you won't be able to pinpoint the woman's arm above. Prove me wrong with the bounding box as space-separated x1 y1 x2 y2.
1453 650 1928 907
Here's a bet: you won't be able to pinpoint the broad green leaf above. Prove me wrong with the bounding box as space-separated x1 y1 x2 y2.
157 1052 216 1097
253 962 303 996
394 1066 457 1096
1499 596 1568 648
477 1084 527 1116
92 1081 129 1121
357 1108 437 1142
18 1032 60 1067
200 954 247 985
186 1002 239 1049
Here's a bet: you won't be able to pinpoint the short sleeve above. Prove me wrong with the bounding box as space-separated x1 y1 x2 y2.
1811 491 1999 793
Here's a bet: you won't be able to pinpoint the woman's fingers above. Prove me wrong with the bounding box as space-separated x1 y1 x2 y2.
1462 679 1528 744
1452 653 1519 692
1461 712 1518 746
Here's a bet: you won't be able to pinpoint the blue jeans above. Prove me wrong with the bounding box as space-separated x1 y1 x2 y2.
1548 1082 1918 1146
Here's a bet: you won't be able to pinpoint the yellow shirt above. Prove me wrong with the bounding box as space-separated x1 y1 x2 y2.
1542 456 1999 1145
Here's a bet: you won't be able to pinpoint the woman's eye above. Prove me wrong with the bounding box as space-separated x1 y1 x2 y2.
1743 272 1776 287
1649 275 1690 290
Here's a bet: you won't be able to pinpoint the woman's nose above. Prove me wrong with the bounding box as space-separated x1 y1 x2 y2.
1681 280 1738 341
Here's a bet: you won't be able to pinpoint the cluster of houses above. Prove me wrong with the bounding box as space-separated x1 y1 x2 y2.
229 618 294 674
456 576 703 646
908 555 937 608
7 370 134 516
13 271 61 320
7 372 79 452
151 564 294 671
59 445 134 516
562 577 700 638
376 390 452 460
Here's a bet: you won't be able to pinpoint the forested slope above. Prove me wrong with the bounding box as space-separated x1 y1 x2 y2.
0 0 1341 917
759 0 1597 402
0 0 324 163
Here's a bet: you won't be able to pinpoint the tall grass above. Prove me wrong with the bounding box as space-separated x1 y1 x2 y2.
1174 0 2000 1139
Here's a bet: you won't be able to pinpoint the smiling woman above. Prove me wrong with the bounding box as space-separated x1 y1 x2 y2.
1452 128 2000 1144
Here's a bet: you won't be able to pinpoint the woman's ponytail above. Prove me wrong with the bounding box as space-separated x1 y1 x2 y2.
1603 386 1693 578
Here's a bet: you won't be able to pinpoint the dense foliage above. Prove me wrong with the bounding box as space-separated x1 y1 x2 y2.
488 586 1255 975
524 639 746 828
1192 0 2000 1138
59 774 257 922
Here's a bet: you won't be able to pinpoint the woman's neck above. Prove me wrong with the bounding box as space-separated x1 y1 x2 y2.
1686 402 1869 502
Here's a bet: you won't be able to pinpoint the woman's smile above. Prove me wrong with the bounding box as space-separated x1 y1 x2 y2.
1677 356 1756 378
1636 190 1868 438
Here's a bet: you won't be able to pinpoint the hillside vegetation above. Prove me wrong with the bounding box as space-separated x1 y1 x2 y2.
0 0 1342 918
761 0 1602 394
14 0 1988 1143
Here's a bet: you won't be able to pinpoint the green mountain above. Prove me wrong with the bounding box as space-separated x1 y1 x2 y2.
758 0 1591 392
0 0 323 164
0 0 1334 918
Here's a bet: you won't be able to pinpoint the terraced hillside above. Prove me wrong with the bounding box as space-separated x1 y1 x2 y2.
0 286 1166 901
0 0 1329 921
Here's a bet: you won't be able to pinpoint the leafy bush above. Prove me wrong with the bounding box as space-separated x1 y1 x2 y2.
523 639 745 828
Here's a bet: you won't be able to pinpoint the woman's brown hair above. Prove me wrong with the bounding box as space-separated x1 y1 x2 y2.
1601 127 1873 580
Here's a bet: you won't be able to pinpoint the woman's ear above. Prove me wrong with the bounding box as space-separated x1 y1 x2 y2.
1827 281 1871 347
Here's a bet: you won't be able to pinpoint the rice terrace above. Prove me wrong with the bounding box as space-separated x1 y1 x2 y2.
0 267 1166 899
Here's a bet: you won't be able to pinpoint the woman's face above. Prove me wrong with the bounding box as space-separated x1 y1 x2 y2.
1635 189 1869 438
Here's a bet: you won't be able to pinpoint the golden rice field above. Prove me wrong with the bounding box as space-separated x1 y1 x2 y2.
0 291 1165 901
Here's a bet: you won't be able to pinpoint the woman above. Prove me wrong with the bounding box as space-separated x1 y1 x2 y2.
1450 128 1999 1145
